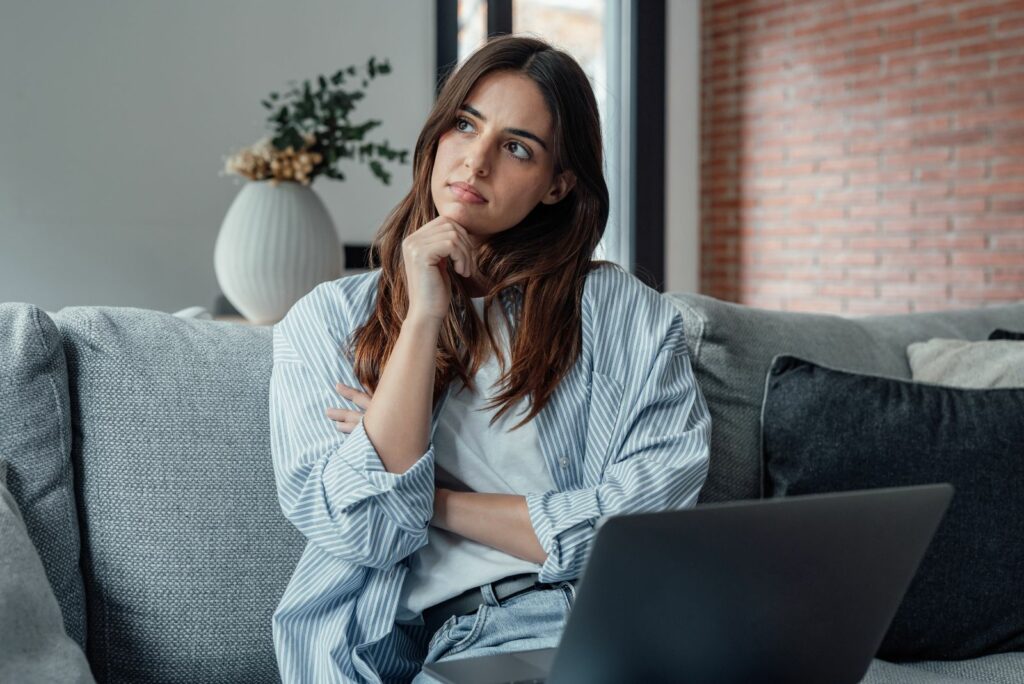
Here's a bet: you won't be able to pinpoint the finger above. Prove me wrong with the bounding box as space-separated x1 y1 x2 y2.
325 407 364 422
332 419 355 434
336 382 373 409
424 233 474 278
428 220 475 270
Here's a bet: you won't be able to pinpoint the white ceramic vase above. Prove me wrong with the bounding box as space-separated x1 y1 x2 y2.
214 180 341 325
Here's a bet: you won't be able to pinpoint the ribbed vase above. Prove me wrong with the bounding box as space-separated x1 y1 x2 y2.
214 180 341 325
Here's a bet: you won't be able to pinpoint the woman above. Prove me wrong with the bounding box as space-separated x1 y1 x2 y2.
269 34 711 684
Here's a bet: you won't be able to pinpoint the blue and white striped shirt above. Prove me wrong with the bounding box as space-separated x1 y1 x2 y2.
269 263 712 683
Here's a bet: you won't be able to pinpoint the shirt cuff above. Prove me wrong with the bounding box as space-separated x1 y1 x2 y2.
322 418 436 533
525 488 601 580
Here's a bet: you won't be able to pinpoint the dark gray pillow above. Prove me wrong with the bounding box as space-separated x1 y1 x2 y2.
762 355 1024 662
989 329 1024 341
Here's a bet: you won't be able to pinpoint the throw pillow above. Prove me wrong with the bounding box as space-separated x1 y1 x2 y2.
0 303 86 647
907 338 1024 389
761 355 1024 662
989 329 1024 341
0 461 95 683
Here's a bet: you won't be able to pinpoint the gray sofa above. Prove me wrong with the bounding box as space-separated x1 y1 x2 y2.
1 291 1022 684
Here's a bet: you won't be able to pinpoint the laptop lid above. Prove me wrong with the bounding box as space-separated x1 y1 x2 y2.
543 484 953 684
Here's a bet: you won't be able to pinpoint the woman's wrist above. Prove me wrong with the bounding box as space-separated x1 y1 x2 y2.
404 308 446 329
432 487 451 529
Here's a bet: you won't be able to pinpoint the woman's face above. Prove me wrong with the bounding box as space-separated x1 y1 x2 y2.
430 70 575 246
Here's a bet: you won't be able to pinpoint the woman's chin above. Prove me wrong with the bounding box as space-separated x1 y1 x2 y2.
440 202 485 229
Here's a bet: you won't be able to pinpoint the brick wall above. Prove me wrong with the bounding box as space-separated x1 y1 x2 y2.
701 0 1024 314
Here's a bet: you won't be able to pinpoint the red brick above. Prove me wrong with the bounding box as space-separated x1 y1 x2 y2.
886 13 953 36
955 216 1024 231
845 299 913 315
818 220 881 234
959 1 1024 22
915 198 988 214
848 236 915 249
882 218 951 233
955 180 1024 196
961 36 1024 58
820 283 880 298
994 161 1024 177
785 299 848 314
992 269 1024 283
918 23 990 48
914 235 988 250
849 203 914 218
951 285 1024 300
820 252 880 266
847 268 914 283
993 235 1024 250
952 252 1024 266
820 156 880 172
879 282 950 298
882 252 950 267
914 268 988 283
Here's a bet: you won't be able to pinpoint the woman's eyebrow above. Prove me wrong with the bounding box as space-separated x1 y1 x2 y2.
459 104 548 151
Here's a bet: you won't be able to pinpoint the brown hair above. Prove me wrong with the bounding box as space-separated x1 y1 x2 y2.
349 34 614 430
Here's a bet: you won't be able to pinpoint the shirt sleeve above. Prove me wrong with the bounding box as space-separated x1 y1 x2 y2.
269 311 435 571
524 313 712 583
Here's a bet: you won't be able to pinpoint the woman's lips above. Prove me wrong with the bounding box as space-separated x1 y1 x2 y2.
449 183 487 204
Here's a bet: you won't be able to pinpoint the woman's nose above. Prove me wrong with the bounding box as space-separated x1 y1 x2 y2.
463 140 490 177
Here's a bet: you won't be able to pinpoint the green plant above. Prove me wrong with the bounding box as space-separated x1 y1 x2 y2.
224 57 410 186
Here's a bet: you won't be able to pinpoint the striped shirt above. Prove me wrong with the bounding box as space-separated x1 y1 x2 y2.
269 263 712 683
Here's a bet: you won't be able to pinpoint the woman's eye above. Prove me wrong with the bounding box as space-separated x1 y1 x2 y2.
455 117 474 133
507 142 531 161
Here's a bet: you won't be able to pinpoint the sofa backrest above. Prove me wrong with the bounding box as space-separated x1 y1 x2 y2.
665 293 1024 504
52 306 303 683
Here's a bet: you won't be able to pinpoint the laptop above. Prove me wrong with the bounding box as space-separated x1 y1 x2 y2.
423 483 953 684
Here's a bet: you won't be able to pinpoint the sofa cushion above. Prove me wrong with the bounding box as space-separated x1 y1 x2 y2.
762 355 1024 661
0 303 87 647
907 338 1024 388
665 293 1024 502
893 651 1024 683
862 653 1024 683
0 460 95 683
52 306 306 683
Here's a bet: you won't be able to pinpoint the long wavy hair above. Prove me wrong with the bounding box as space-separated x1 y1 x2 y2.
348 34 613 430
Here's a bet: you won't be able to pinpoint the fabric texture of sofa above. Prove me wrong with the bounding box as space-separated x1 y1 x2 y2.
1 291 1022 683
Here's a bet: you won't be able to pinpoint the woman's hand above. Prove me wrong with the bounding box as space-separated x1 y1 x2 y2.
325 382 373 433
403 216 478 322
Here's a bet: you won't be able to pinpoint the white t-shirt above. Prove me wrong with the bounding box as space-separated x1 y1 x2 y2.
395 296 553 623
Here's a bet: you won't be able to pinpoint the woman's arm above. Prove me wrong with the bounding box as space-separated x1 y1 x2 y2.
433 489 548 564
360 313 442 474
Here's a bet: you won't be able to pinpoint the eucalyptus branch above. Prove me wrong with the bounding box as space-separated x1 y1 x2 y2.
224 57 410 186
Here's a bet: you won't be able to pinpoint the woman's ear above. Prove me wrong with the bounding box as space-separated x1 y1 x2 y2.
541 170 577 205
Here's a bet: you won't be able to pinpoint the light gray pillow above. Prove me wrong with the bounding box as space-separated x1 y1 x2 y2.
53 306 304 682
907 338 1024 389
0 461 95 684
0 303 86 647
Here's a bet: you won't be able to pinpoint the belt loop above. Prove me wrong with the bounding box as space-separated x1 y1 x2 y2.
480 581 500 607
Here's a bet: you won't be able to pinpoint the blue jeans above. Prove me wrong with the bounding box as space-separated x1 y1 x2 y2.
410 580 578 683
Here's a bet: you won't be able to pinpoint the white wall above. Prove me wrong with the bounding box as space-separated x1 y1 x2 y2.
665 0 701 294
0 0 435 312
